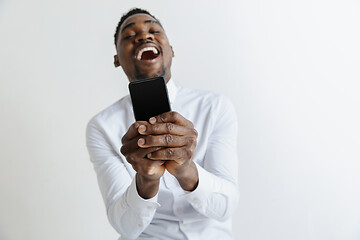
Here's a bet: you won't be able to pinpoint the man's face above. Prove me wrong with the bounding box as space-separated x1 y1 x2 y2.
114 13 174 82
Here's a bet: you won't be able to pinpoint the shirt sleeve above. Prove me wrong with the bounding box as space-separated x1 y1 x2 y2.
86 120 160 239
183 96 239 221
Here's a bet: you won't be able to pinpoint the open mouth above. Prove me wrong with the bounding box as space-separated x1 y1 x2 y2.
136 46 160 61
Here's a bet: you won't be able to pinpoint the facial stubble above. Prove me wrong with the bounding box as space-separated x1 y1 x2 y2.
133 62 166 81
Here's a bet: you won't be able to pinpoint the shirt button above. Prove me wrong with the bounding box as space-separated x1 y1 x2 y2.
176 207 182 212
138 223 143 228
147 206 153 210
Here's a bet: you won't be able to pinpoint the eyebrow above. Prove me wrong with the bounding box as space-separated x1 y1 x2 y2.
121 20 161 33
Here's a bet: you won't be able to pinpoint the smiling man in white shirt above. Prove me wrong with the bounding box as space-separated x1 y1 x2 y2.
86 8 239 240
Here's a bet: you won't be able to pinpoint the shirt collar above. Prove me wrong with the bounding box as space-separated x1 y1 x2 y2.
166 78 177 104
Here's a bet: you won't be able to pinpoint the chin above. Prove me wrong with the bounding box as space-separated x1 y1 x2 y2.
135 68 165 80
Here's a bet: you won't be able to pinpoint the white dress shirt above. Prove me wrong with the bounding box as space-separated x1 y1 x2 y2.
86 79 239 240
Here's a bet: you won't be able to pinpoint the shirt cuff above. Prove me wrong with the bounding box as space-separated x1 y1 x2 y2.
126 176 161 217
183 162 221 207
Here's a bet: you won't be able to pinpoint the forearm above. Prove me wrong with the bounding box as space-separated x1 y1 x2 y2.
107 176 160 238
87 120 161 238
184 163 239 221
183 95 239 221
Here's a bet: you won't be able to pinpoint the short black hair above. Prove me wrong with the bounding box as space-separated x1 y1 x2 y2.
114 8 162 46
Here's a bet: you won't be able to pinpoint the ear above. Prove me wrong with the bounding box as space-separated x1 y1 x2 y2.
114 55 120 67
171 46 175 57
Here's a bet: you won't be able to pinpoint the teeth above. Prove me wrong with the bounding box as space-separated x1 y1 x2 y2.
136 47 159 60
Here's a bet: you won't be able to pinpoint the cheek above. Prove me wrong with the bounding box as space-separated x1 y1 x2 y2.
164 47 174 63
119 42 133 55
118 47 133 65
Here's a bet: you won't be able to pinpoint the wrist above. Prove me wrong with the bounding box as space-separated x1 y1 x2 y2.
174 162 199 191
136 173 160 199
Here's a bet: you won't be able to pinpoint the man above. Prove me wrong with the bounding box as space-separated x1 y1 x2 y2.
86 8 239 240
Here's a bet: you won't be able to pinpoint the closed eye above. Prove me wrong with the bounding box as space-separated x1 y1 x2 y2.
123 34 135 40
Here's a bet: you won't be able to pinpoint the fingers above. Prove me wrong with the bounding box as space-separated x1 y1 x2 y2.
125 147 166 179
138 122 198 137
122 121 148 143
122 133 194 156
149 111 194 128
138 135 196 148
120 136 142 155
124 146 162 159
120 113 198 180
146 146 196 161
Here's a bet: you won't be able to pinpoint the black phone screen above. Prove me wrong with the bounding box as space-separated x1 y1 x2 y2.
128 77 171 121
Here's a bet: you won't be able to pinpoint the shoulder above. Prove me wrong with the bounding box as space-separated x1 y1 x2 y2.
177 85 234 112
86 95 131 131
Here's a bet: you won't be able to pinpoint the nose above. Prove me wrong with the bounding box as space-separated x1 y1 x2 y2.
135 32 154 43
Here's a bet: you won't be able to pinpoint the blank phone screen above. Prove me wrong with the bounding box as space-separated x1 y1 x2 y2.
129 77 171 121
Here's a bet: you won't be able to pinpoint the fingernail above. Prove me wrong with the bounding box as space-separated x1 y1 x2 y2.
149 117 156 124
138 125 146 133
147 153 152 158
134 122 140 128
138 138 145 146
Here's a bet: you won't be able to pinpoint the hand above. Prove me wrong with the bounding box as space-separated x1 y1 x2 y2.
120 121 166 198
136 111 199 191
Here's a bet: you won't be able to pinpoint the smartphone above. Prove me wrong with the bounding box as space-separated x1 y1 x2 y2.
129 76 171 121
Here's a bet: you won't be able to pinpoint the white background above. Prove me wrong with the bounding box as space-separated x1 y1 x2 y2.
1 0 360 239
